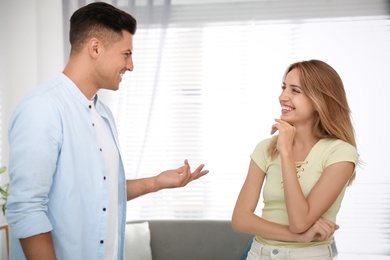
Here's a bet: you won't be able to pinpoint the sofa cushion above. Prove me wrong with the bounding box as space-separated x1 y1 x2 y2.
124 222 152 260
145 220 253 260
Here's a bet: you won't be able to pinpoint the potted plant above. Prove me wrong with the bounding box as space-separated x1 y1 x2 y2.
0 166 9 215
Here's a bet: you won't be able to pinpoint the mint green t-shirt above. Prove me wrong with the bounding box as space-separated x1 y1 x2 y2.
251 137 358 247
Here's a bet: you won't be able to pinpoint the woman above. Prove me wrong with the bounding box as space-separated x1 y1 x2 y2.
232 60 359 259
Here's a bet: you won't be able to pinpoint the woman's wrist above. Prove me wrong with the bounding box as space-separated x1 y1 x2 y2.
292 232 308 243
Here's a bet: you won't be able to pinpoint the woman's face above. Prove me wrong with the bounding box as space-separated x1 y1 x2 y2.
279 68 316 126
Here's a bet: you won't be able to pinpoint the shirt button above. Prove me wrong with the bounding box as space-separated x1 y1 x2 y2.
272 249 279 255
89 105 92 109
100 240 104 244
103 208 106 211
103 176 106 180
92 123 95 127
100 148 102 151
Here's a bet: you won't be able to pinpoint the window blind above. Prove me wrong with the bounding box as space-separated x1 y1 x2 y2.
64 0 390 256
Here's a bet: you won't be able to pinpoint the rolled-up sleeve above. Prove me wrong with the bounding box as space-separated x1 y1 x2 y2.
7 95 62 239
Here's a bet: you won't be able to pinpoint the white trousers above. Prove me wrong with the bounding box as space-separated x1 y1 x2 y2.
246 238 333 260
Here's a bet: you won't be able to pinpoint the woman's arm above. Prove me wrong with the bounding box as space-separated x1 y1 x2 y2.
232 160 338 242
273 119 355 233
282 157 354 233
232 160 298 242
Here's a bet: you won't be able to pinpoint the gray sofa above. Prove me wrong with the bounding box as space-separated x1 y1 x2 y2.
127 220 253 260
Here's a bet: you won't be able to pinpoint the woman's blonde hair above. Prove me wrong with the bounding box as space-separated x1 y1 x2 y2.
267 60 358 184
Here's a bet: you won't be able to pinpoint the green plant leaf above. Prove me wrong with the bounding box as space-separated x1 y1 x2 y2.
0 186 9 197
0 166 9 215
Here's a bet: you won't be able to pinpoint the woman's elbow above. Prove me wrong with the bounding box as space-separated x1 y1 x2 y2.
231 212 246 232
289 222 310 234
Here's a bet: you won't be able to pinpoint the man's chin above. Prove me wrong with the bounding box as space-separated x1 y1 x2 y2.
101 85 120 92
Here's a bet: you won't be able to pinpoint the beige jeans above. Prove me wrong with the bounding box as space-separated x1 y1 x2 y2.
246 238 333 260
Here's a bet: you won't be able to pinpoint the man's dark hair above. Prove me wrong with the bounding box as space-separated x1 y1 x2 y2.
69 2 137 54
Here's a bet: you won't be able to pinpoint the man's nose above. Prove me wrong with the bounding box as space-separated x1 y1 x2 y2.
126 58 134 71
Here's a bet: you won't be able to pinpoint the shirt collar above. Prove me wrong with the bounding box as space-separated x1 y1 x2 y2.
59 72 99 111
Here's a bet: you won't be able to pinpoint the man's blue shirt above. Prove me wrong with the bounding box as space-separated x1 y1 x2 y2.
6 73 127 259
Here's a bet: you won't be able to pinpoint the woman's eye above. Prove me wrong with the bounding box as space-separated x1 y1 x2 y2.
292 88 301 93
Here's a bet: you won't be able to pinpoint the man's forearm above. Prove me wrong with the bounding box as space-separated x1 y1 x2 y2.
126 177 158 201
20 232 56 260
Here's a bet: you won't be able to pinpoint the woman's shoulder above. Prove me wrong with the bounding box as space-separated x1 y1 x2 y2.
316 138 358 164
257 136 275 146
252 136 274 151
318 138 356 151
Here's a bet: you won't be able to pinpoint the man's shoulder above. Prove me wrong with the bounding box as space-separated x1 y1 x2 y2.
19 74 72 107
10 74 73 124
31 73 69 97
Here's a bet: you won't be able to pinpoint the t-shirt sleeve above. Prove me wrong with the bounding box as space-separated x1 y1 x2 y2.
250 138 272 173
324 140 359 171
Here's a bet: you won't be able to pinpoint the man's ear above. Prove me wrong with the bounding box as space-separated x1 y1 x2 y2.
87 38 102 58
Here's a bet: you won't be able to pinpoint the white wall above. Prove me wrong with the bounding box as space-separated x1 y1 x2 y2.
0 0 64 258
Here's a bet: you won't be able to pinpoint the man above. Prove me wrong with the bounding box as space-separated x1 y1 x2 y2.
6 2 208 259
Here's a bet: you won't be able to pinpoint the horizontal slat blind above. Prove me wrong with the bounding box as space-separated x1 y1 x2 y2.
64 0 390 255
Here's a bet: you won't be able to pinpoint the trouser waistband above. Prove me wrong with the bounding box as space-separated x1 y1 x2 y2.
246 238 333 260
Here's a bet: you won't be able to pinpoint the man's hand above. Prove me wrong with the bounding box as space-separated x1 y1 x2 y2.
155 159 209 189
126 160 209 200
